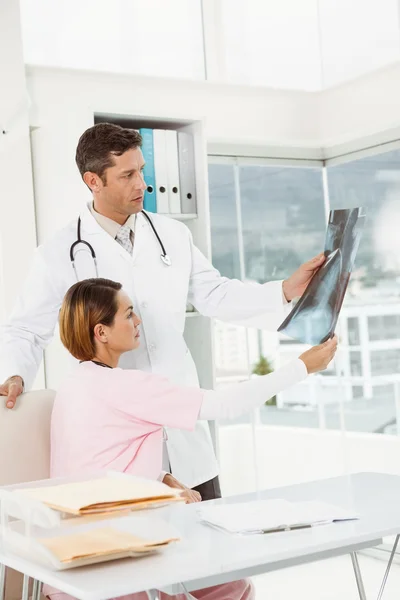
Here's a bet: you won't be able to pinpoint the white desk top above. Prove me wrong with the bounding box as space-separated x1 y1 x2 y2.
0 472 398 600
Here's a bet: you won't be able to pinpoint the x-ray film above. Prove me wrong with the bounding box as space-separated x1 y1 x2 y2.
277 207 365 345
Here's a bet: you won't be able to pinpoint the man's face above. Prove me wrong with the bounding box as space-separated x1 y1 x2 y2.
95 148 147 217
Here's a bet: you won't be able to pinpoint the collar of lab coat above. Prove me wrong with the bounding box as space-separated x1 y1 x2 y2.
78 203 148 264
88 202 137 239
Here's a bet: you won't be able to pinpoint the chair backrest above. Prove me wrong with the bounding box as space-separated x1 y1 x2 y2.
0 389 55 485
0 389 55 599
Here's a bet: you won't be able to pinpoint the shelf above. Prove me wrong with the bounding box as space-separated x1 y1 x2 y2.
159 213 198 222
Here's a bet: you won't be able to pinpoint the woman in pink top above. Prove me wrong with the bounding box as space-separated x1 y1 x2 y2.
46 278 337 600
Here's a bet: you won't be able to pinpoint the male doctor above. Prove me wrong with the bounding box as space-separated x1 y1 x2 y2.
0 123 325 501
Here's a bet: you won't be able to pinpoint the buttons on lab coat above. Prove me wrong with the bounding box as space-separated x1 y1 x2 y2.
141 301 148 309
148 343 156 353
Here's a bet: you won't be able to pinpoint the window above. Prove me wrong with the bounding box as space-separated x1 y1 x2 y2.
214 323 249 379
347 317 360 346
20 0 205 79
239 165 326 282
327 148 400 436
352 385 364 399
371 349 400 376
210 153 400 565
210 150 400 441
209 158 326 433
368 314 400 341
350 351 362 377
327 149 400 296
208 163 241 280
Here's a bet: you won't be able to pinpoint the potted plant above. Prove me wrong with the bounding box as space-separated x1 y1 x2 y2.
252 355 276 405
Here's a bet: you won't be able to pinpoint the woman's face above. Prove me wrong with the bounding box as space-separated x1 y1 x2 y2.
104 290 141 353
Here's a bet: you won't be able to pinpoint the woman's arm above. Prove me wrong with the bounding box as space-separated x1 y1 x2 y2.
199 359 307 420
199 337 337 421
113 338 336 429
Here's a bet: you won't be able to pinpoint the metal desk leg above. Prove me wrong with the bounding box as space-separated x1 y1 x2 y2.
0 564 5 600
377 534 400 600
36 581 43 600
22 574 29 600
32 579 42 600
351 552 368 600
32 578 38 600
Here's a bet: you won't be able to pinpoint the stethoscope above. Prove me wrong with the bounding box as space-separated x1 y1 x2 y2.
70 210 171 280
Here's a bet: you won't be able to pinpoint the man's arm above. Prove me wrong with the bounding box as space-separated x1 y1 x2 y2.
0 249 62 406
187 233 324 330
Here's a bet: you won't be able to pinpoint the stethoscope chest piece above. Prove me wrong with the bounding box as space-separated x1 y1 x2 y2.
161 254 172 267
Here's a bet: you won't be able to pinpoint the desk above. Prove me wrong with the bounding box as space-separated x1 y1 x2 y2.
1 472 400 600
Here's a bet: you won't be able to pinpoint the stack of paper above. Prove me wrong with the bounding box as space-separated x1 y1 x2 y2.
40 527 179 564
16 476 184 516
198 499 359 534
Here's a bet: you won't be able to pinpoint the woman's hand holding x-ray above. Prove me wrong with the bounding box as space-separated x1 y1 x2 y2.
299 336 338 374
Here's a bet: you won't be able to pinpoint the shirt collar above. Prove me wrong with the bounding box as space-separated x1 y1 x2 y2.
89 202 137 239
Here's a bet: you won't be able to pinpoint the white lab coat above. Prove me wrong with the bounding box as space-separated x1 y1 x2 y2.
0 206 290 487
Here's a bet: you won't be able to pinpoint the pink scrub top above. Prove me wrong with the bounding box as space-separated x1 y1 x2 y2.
50 361 204 480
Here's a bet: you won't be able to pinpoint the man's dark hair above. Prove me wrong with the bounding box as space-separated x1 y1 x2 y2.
75 123 142 183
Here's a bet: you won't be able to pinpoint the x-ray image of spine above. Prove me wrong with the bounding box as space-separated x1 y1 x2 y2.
278 208 365 345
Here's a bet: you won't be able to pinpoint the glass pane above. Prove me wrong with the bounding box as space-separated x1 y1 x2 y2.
239 164 326 429
319 0 400 87
348 317 360 346
209 163 253 428
326 149 400 436
209 163 261 495
239 165 326 282
327 150 400 299
20 0 205 79
208 164 241 280
371 350 400 376
368 314 400 341
213 322 249 380
350 351 362 377
220 0 321 90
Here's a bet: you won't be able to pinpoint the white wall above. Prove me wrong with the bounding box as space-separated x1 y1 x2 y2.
0 0 45 388
320 62 400 154
0 0 37 314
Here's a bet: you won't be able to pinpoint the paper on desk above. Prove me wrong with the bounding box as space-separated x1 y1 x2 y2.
40 527 179 563
16 477 183 515
198 499 359 534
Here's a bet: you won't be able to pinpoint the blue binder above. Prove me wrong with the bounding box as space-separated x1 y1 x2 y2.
139 128 157 212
